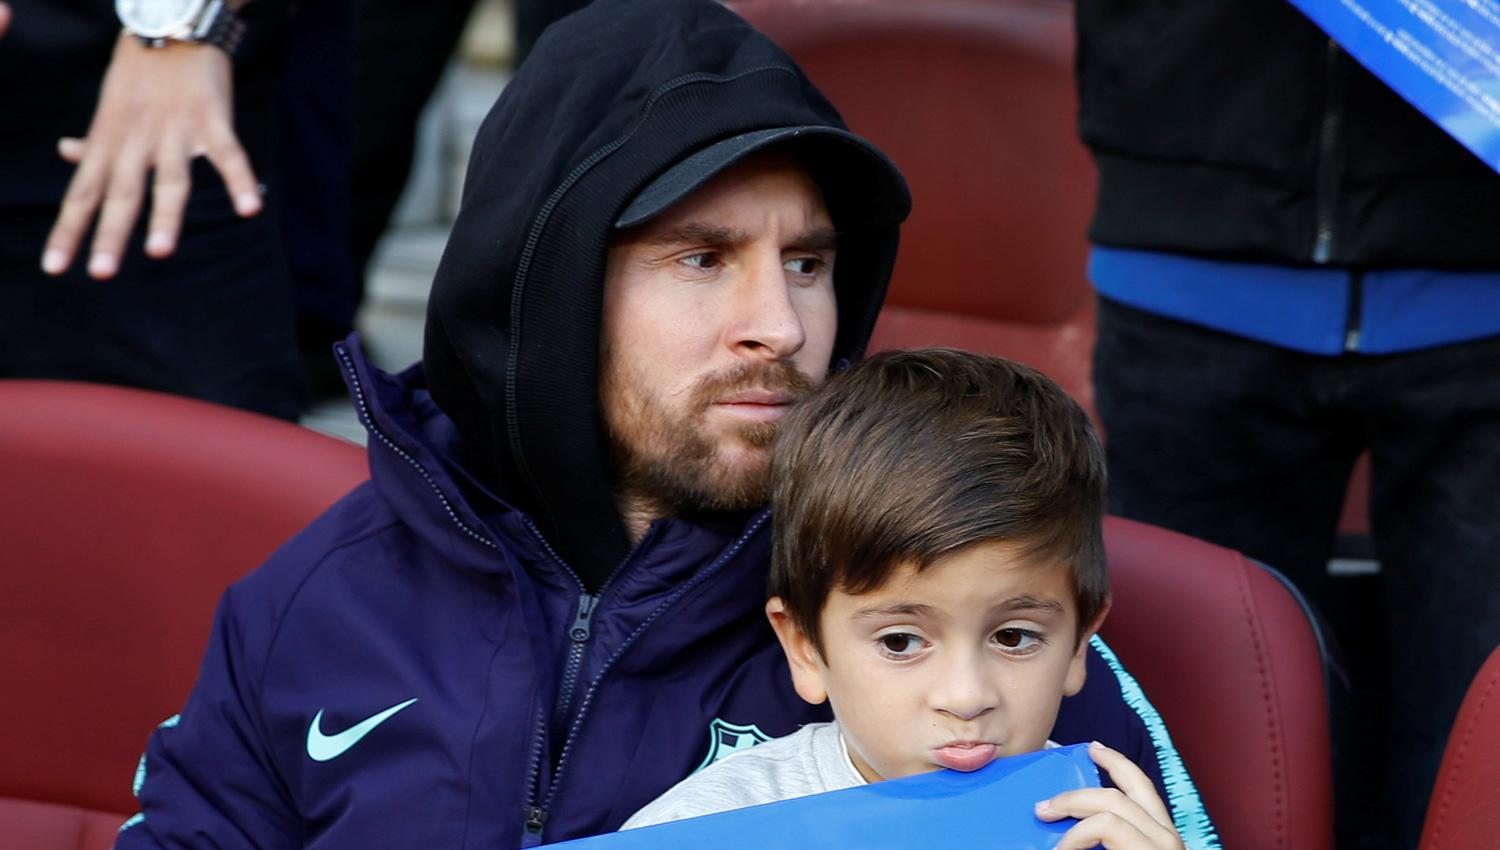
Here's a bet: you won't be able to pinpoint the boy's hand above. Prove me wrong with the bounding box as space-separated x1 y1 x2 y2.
1034 741 1186 850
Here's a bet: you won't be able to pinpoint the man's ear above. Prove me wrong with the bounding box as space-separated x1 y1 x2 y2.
766 597 828 706
1063 597 1112 698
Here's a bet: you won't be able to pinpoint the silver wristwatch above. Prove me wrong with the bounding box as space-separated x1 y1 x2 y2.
116 0 246 55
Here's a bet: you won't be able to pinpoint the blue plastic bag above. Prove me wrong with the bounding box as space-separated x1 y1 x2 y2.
543 743 1100 849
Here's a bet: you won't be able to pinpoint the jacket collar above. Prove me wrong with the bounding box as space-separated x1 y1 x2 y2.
334 334 771 600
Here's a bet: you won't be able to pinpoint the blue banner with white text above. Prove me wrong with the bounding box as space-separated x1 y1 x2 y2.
1289 0 1500 172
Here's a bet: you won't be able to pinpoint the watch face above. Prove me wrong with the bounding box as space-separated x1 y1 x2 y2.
116 0 204 38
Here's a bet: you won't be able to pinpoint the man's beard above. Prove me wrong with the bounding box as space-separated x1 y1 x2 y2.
602 359 817 516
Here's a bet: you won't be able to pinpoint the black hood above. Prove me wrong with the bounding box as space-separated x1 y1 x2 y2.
424 0 910 585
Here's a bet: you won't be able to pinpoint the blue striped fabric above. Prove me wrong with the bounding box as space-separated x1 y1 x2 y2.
1090 636 1222 850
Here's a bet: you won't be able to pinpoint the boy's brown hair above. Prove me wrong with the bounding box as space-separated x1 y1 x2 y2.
770 348 1109 651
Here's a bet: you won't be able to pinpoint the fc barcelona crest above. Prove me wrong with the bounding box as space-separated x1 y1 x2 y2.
694 717 772 773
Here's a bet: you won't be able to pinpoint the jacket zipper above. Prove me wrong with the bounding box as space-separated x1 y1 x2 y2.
1312 38 1344 264
1343 270 1365 353
522 807 546 835
518 518 660 845
524 591 596 841
552 593 598 733
532 511 771 837
517 539 594 846
519 700 548 843
336 344 763 843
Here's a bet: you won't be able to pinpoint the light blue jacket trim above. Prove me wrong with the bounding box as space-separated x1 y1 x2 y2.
120 714 182 833
1090 636 1222 850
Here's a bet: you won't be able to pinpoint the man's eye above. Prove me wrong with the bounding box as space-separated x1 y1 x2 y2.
784 257 823 275
681 252 721 270
877 633 927 659
992 628 1043 653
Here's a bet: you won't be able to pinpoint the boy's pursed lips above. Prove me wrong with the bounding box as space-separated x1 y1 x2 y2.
930 741 1000 772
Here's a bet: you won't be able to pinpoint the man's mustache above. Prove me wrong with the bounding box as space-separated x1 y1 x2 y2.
690 361 817 410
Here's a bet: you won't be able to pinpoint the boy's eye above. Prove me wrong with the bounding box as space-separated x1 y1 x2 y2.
876 633 927 659
992 628 1044 653
784 256 823 275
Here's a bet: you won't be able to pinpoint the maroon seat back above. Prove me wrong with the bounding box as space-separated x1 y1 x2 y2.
731 0 1098 415
0 381 369 847
1102 516 1334 850
1419 643 1500 850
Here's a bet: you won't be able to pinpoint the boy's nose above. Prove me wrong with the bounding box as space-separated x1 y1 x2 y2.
930 651 999 721
938 702 994 723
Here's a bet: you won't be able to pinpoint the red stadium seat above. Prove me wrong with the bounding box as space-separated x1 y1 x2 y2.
1418 643 1500 850
1102 516 1334 850
729 0 1098 417
0 381 369 849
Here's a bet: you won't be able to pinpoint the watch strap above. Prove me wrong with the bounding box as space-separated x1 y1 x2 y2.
129 0 245 55
191 0 246 55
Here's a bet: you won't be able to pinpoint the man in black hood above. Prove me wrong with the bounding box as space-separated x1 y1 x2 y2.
117 2 1212 847
422 5 909 587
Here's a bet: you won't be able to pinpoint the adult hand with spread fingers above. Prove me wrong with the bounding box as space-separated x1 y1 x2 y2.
1036 741 1189 850
41 32 261 280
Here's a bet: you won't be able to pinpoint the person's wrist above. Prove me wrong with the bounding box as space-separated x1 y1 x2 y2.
117 0 245 55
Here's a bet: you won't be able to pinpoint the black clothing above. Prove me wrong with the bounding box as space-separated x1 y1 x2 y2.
275 0 358 395
348 0 478 293
515 0 594 68
0 191 303 420
423 0 909 589
1075 0 1500 268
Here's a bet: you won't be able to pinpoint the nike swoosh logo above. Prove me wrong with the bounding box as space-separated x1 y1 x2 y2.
306 698 418 762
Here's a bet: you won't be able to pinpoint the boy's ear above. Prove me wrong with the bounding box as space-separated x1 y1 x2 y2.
766 597 829 706
1063 597 1112 698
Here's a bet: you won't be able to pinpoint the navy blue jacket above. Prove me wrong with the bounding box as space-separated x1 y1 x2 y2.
117 1 1215 846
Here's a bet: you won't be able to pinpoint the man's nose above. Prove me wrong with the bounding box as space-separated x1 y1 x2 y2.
930 648 999 722
725 253 807 360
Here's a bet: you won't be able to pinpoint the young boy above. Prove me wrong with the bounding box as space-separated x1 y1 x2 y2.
623 349 1186 849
